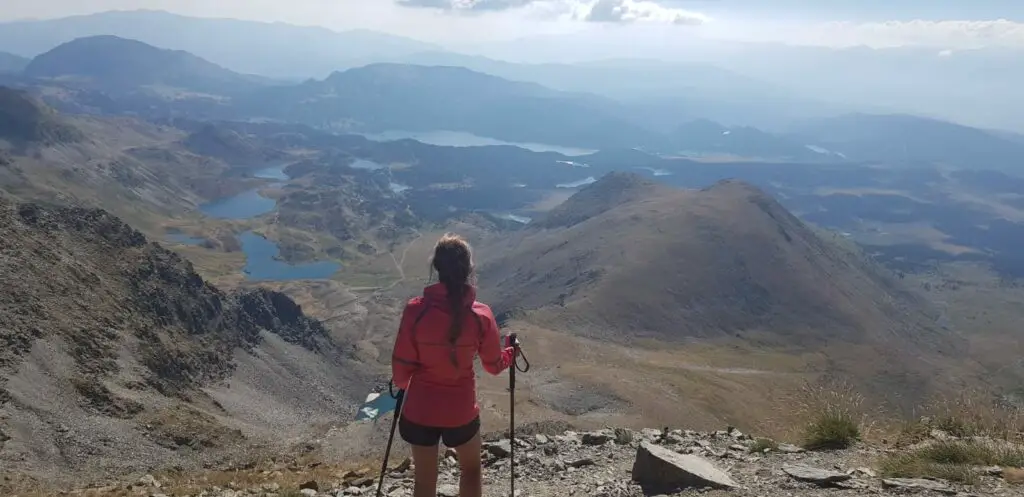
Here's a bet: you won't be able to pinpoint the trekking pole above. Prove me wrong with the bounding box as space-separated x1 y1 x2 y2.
376 380 408 497
508 333 530 497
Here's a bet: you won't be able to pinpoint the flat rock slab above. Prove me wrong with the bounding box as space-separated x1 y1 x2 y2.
882 478 956 495
783 464 852 486
632 442 739 491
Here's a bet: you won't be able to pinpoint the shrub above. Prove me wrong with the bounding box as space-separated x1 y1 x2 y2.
924 391 1024 441
793 382 864 450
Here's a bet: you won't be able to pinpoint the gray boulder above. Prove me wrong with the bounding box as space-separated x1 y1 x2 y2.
631 442 739 491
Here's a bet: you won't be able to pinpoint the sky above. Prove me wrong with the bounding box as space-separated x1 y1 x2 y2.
3 0 1024 49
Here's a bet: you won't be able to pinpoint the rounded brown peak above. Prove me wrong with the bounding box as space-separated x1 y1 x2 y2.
700 178 765 196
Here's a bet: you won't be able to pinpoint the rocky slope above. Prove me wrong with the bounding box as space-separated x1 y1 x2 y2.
33 424 1023 497
0 197 372 482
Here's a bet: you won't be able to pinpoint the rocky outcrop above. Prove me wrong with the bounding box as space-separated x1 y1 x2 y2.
0 196 334 415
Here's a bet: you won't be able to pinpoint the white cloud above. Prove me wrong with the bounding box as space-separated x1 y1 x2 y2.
714 19 1024 49
582 0 708 25
393 0 709 25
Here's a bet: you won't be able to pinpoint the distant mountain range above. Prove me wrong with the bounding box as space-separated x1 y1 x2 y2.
0 9 439 79
240 63 659 150
789 113 1024 172
0 9 842 129
25 35 272 96
4 31 1024 172
373 52 848 129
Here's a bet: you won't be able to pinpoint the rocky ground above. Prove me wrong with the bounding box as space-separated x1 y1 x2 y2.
27 426 1022 497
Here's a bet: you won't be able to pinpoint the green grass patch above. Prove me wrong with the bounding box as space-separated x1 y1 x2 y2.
749 438 779 453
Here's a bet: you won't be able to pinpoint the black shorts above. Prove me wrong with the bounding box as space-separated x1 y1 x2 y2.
399 416 480 448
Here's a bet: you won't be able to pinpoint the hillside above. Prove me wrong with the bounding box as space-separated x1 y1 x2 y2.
477 173 961 406
789 113 1024 171
0 51 27 73
672 119 830 160
0 86 83 146
0 93 262 228
0 197 372 481
240 63 661 150
24 35 267 96
181 123 287 164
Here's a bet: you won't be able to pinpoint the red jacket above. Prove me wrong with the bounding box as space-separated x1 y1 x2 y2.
391 283 514 428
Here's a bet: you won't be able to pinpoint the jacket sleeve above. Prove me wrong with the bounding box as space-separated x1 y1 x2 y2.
477 306 514 375
391 302 422 390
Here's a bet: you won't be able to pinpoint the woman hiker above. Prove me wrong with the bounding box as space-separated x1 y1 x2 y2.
391 233 518 497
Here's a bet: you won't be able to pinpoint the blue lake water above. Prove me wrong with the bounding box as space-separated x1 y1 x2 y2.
239 232 341 281
351 159 385 171
635 166 673 177
363 130 597 156
556 177 597 188
199 189 276 219
253 165 289 180
499 213 532 224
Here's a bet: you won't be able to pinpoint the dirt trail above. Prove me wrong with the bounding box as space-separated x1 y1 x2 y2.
322 231 422 323
384 229 422 291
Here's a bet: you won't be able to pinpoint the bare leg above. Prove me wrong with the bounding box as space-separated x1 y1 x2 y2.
411 444 439 497
454 432 483 497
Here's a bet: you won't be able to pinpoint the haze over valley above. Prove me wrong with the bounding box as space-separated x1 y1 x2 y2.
2 2 1024 496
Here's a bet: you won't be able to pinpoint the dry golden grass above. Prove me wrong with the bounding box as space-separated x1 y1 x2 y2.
1005 467 1024 484
9 458 384 497
872 389 1024 485
787 381 868 450
469 321 819 436
879 439 1024 484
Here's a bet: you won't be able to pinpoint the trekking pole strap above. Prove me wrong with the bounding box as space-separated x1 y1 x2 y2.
388 379 403 400
514 347 530 373
508 333 530 373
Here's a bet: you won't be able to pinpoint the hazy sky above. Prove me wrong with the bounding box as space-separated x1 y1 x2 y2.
3 0 1024 49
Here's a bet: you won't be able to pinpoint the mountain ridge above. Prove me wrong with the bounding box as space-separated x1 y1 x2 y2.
24 35 269 96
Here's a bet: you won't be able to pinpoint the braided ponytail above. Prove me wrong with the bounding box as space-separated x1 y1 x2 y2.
431 233 474 367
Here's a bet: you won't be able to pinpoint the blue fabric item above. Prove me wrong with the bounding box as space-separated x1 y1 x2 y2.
356 390 399 422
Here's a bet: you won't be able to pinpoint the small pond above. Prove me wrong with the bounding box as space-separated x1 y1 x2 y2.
239 232 341 281
199 190 276 219
253 165 289 180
